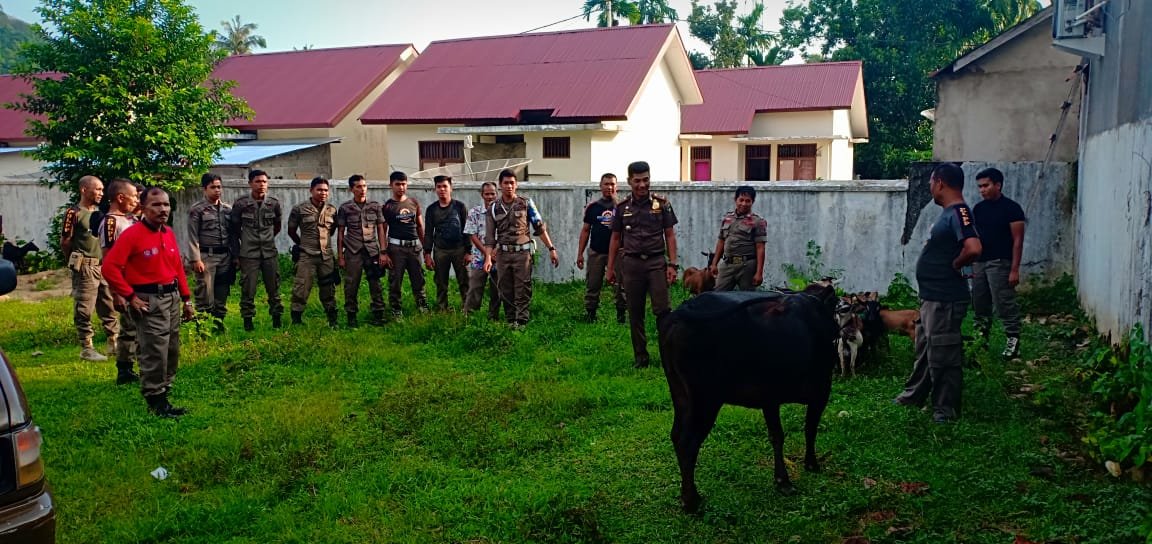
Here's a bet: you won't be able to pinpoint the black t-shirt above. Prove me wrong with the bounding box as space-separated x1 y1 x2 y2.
583 198 617 254
383 197 420 241
916 203 979 302
973 196 1025 262
425 200 468 250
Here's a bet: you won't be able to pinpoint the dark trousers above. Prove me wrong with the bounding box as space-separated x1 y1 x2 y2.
971 259 1021 336
895 299 968 420
239 256 283 319
464 268 500 319
343 249 385 315
136 291 181 398
193 252 232 318
621 254 671 359
291 252 337 313
584 250 625 313
495 250 533 324
388 244 427 312
433 246 469 310
116 311 137 374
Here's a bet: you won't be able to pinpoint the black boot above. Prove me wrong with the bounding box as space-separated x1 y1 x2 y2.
617 308 627 324
243 317 254 331
271 314 283 329
327 309 339 328
145 393 186 418
115 362 139 385
347 312 359 328
584 309 597 323
290 311 303 325
370 310 386 326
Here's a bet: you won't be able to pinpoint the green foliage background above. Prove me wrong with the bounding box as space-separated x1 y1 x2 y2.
0 5 38 73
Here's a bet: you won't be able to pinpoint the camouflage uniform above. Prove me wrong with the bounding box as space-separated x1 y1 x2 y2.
230 195 284 323
288 199 338 319
187 198 234 319
63 205 118 353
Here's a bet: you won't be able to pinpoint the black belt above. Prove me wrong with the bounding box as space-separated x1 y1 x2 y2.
624 252 663 260
201 246 229 255
723 254 753 264
133 282 179 294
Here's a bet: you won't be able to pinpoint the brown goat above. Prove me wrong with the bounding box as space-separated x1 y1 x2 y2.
681 267 715 296
880 309 919 339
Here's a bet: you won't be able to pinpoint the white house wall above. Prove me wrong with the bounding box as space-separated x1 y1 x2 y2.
384 125 465 174
590 57 684 181
525 132 593 181
749 111 835 138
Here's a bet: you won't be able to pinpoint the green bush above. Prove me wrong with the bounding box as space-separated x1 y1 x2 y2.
1081 324 1152 474
880 272 918 309
780 240 842 291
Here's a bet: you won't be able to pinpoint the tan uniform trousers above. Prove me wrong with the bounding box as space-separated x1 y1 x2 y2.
584 249 625 313
343 249 385 315
464 268 500 320
715 256 758 291
620 254 671 359
71 259 118 348
239 256 284 319
292 252 337 313
494 250 533 324
193 252 232 319
116 310 137 373
135 291 181 398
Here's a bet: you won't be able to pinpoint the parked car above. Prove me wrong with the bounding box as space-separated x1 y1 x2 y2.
0 257 55 543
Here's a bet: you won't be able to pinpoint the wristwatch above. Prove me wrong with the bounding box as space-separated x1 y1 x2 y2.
547 246 556 252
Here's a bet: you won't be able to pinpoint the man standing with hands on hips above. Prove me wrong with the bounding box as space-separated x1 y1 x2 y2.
607 161 678 368
102 187 194 418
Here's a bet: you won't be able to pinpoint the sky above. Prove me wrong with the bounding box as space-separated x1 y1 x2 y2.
4 0 789 55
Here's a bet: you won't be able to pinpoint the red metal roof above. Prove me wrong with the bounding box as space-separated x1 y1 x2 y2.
0 75 45 143
359 25 677 125
681 61 863 134
212 45 413 129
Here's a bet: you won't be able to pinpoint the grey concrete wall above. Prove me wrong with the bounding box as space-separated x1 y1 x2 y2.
1083 0 1152 136
0 179 68 246
207 145 334 182
934 21 1082 162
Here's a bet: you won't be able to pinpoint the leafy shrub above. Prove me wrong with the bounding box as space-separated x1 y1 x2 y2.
1019 273 1079 316
880 273 918 309
1081 324 1152 474
780 240 842 291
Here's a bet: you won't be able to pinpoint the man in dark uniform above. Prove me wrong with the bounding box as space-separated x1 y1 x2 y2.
381 171 429 317
230 169 284 331
709 185 767 291
606 161 679 368
187 173 233 332
62 175 119 361
337 174 386 327
893 163 982 423
102 187 194 418
972 167 1026 358
98 179 139 384
288 177 339 327
424 175 470 311
576 173 626 323
483 169 560 327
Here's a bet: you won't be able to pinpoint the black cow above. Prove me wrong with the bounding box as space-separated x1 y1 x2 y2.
657 283 840 513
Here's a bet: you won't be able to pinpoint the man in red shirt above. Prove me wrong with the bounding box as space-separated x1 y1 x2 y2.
102 187 194 418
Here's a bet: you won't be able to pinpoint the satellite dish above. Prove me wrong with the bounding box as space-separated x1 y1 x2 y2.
410 158 532 182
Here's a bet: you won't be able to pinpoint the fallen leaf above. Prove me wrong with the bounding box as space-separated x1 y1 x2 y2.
863 510 895 523
886 526 913 537
899 482 930 496
841 536 871 544
1105 460 1122 477
863 477 877 489
1014 534 1041 544
1039 435 1049 445
1038 317 1048 325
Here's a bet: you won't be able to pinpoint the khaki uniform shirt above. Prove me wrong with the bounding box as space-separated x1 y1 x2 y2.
484 196 546 247
336 200 383 255
719 211 768 257
62 206 101 258
611 194 677 255
187 199 232 262
230 195 282 259
288 200 337 256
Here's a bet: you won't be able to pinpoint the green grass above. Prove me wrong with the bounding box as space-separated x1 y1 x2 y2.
1 275 1149 543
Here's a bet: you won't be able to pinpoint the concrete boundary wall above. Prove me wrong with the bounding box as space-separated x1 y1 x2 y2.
0 165 1076 294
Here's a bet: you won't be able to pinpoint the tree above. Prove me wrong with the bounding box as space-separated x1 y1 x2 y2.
687 1 789 68
8 0 251 203
634 0 678 24
583 0 639 27
0 6 39 73
778 0 1040 178
215 14 266 56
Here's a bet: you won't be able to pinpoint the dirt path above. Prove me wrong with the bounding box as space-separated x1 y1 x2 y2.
0 268 71 302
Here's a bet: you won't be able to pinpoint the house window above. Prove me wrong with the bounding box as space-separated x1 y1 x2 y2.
542 137 570 159
690 146 712 181
418 140 464 170
745 145 771 181
777 144 817 180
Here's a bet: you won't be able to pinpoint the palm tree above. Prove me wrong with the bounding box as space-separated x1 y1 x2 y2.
215 15 267 56
582 0 640 27
635 0 678 24
736 2 785 66
985 0 1042 31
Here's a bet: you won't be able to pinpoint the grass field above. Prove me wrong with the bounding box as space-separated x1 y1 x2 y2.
0 275 1149 543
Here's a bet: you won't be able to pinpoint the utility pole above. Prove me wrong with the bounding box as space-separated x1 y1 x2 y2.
606 0 613 26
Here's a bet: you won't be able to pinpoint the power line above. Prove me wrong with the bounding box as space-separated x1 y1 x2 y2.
521 8 601 34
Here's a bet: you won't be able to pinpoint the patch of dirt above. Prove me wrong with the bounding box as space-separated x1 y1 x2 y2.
0 268 71 302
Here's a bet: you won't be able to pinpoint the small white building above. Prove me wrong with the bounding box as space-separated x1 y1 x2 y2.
359 24 702 181
679 62 868 182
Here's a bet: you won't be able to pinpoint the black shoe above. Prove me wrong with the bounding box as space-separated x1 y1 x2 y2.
584 310 597 323
145 394 185 418
616 308 627 324
347 312 359 328
326 310 339 328
633 355 650 368
370 310 386 326
243 318 254 331
290 311 304 325
115 370 139 385
271 314 283 329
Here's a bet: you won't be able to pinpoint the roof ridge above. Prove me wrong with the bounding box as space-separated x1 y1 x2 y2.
226 44 414 58
427 23 674 46
696 60 862 73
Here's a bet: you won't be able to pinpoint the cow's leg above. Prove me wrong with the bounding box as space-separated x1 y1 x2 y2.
849 342 858 377
804 392 830 473
762 404 795 494
676 400 722 513
837 340 847 376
